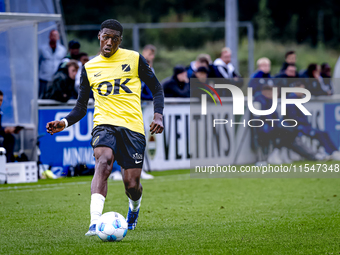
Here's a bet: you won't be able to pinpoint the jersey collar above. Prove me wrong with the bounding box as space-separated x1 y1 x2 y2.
99 48 120 60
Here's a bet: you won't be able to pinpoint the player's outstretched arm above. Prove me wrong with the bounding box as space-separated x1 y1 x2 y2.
46 120 65 135
150 113 164 134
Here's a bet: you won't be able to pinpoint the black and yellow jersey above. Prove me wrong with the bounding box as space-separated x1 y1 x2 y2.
64 48 164 135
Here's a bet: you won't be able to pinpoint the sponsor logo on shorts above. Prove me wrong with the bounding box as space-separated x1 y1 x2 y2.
133 153 143 164
132 153 143 160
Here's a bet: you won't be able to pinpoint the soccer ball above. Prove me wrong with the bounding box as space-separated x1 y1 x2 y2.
96 212 128 242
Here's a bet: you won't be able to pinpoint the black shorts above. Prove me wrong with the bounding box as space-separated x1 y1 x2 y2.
91 125 146 169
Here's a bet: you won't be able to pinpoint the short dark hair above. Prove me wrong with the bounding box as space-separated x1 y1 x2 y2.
68 40 80 49
100 19 123 36
197 66 209 73
78 52 88 58
285 51 295 59
0 90 3 96
307 63 318 77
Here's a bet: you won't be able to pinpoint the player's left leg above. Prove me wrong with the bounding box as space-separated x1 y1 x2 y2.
116 126 146 230
122 168 143 230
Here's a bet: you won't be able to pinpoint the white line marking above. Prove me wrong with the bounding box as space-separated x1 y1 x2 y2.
0 181 90 191
0 174 190 193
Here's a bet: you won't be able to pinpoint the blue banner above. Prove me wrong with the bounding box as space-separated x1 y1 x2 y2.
324 103 340 150
38 108 95 173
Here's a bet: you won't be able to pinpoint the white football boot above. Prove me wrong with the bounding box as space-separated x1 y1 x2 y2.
281 147 292 164
331 151 340 161
109 171 123 181
140 170 154 179
267 148 283 165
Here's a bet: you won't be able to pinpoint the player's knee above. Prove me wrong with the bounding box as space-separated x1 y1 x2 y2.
96 153 114 171
125 179 140 194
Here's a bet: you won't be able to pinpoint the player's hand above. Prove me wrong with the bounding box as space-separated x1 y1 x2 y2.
4 127 15 134
46 120 65 135
150 113 164 135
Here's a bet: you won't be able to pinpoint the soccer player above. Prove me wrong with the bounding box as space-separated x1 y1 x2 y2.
46 19 164 235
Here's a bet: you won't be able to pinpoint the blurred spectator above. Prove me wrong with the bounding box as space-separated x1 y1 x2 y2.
276 64 297 78
187 54 210 79
44 60 79 102
0 90 22 162
275 64 298 89
253 85 321 164
253 85 284 164
58 40 82 93
141 44 157 100
162 65 190 97
249 57 274 95
321 63 331 78
66 40 81 60
78 52 90 66
305 64 332 96
280 51 296 72
321 63 333 94
213 47 241 79
142 44 156 68
192 66 209 83
285 82 340 160
38 30 66 99
187 54 220 78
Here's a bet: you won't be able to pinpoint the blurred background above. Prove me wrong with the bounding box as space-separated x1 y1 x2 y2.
62 0 340 79
1 0 340 179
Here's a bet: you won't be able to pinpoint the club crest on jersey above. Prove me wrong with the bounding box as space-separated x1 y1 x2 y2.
122 64 131 72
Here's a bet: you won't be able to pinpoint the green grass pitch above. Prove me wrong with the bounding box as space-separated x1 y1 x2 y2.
0 168 339 254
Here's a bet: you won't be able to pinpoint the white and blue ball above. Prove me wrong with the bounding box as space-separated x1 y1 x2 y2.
96 212 128 242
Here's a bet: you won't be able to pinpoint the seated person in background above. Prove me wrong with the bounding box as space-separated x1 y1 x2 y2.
280 51 296 72
44 60 79 102
320 63 333 95
78 52 89 66
275 64 299 90
0 90 22 162
213 47 243 92
58 40 82 93
253 85 321 164
213 47 241 79
192 66 209 83
285 82 340 160
249 57 274 95
305 63 332 96
140 44 157 101
61 40 81 63
162 65 190 97
190 67 211 99
186 54 210 79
